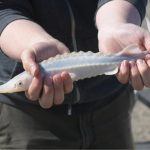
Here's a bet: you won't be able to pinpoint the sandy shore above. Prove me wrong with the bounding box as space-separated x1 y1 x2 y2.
131 2 150 144
132 100 150 143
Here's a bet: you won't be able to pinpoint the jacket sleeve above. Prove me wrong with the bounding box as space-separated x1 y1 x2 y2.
0 0 33 35
97 0 147 21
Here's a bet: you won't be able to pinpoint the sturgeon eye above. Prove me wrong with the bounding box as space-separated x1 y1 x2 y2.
14 81 23 89
17 81 22 86
18 82 22 85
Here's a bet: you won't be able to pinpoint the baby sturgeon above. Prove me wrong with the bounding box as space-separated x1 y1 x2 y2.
0 44 148 93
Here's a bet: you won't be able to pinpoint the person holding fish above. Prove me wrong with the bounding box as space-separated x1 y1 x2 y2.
0 0 148 149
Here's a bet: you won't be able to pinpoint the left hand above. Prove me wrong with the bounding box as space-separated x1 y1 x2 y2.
98 23 150 90
21 41 73 109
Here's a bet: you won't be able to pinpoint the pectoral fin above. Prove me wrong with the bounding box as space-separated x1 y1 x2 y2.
104 67 118 75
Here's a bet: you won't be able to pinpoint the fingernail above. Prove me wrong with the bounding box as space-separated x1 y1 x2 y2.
147 60 150 65
137 59 144 64
30 65 36 76
145 54 150 60
123 60 128 67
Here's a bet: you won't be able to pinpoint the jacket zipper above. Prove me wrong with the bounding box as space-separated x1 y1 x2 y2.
64 0 78 52
64 0 80 115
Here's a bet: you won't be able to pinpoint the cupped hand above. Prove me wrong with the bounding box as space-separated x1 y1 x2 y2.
98 23 150 90
21 40 73 108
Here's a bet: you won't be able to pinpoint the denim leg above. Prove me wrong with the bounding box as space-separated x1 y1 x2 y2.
91 87 135 149
0 103 83 149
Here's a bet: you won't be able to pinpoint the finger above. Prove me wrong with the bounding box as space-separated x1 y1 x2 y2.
21 50 39 76
116 60 129 84
137 59 150 87
129 61 144 90
143 31 150 52
61 72 73 93
26 75 43 101
39 77 54 109
55 40 70 54
145 54 150 68
53 74 64 105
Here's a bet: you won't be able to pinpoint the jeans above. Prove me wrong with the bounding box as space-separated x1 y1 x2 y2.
0 87 135 149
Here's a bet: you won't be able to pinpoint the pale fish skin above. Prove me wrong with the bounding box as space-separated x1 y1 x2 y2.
0 44 148 93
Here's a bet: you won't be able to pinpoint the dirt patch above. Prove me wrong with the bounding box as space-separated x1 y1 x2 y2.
131 100 150 143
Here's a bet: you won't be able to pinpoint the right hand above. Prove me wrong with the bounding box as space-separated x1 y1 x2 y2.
21 39 73 109
98 23 150 90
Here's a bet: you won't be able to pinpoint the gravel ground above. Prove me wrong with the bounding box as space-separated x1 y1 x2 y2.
131 100 150 143
131 2 150 145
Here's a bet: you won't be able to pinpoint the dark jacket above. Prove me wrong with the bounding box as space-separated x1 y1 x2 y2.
0 0 147 112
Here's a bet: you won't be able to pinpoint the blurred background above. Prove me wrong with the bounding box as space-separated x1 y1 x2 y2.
132 1 150 149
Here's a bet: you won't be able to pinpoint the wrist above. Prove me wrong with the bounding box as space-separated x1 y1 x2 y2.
96 0 141 30
0 19 66 60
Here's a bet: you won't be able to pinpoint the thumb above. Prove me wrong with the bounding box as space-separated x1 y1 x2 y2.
21 50 39 76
